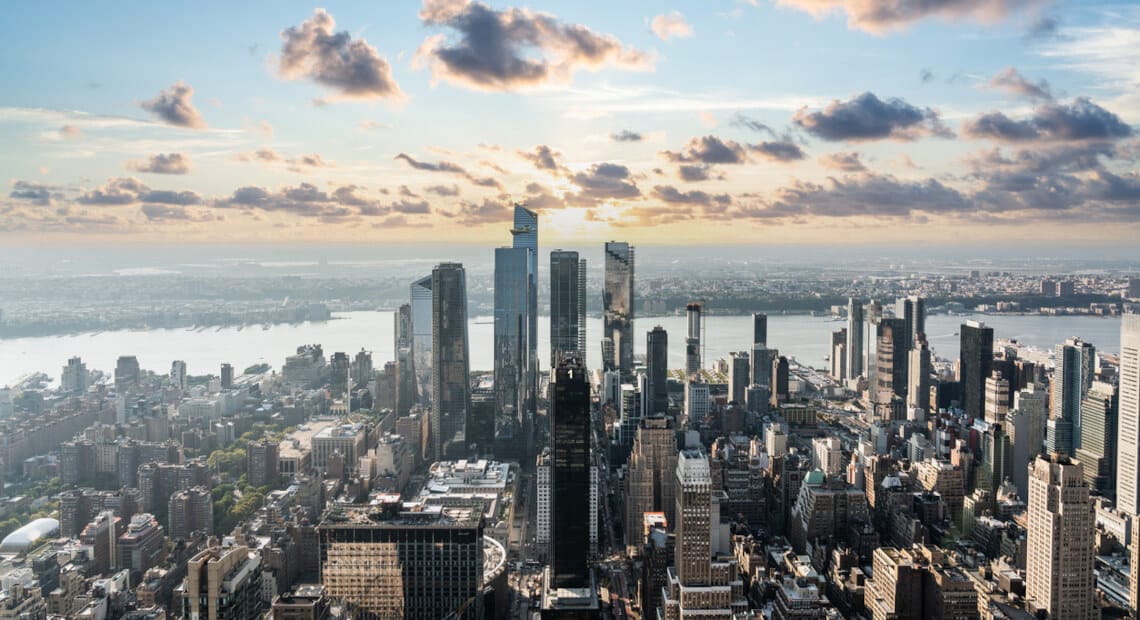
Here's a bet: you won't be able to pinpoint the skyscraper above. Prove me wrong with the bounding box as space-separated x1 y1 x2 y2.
170 360 187 392
752 313 767 347
1116 314 1140 514
603 241 635 378
906 338 931 414
394 303 416 416
960 320 994 420
549 357 591 589
830 328 847 382
895 296 925 354
874 318 908 402
728 352 750 404
623 417 678 548
1026 454 1096 620
1075 380 1118 498
984 371 1010 424
494 205 539 422
685 302 702 377
846 298 864 380
61 356 88 394
115 355 140 393
549 250 586 367
647 326 668 416
1053 337 1096 452
431 263 470 462
410 275 433 403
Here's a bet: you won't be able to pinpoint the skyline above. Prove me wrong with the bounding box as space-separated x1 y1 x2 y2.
2 0 1140 245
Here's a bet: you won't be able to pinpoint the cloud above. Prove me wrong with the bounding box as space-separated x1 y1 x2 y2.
731 114 774 136
1026 14 1059 39
238 148 282 163
287 153 332 171
76 177 149 205
818 151 867 171
664 135 749 164
920 69 934 84
793 92 950 141
651 185 731 206
610 130 643 142
416 0 652 91
773 0 1049 34
9 181 60 206
962 98 1132 142
140 81 207 128
59 125 83 140
751 140 806 162
217 182 392 222
447 197 513 224
140 204 218 222
744 173 972 220
140 189 202 205
651 12 693 40
425 184 460 197
278 9 403 101
390 199 432 214
395 152 467 174
519 145 564 171
566 162 642 205
986 67 1052 101
128 153 192 175
678 164 712 182
358 119 391 132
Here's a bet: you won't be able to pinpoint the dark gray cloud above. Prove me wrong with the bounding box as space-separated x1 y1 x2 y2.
986 67 1052 101
962 98 1132 143
288 154 330 170
793 92 950 142
663 136 749 164
278 9 403 101
446 197 513 224
740 174 972 220
416 0 651 91
391 199 432 214
395 153 467 174
9 181 60 206
1026 14 1059 39
774 0 1048 34
217 182 392 220
140 204 218 222
140 82 206 128
751 141 806 162
76 177 149 205
426 184 460 196
818 151 867 172
677 164 711 182
128 153 192 175
519 145 563 171
731 115 774 136
651 185 731 206
920 69 934 84
140 189 202 205
566 162 641 205
611 130 643 142
521 182 567 210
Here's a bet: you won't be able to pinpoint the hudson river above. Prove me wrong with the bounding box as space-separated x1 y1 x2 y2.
0 312 1124 386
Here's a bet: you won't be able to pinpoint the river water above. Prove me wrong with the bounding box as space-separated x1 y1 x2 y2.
0 312 1124 386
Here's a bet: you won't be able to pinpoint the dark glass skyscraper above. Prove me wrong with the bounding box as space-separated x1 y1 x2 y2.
647 326 668 416
395 303 416 416
603 241 635 378
960 320 994 420
845 298 864 380
550 357 591 588
752 313 767 347
895 296 925 354
875 318 908 401
550 250 586 367
513 205 538 415
431 263 470 461
494 246 530 417
411 275 433 403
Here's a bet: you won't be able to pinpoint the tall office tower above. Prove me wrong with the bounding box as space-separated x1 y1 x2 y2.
1026 454 1096 620
984 371 1010 424
1016 384 1048 458
830 329 847 381
494 244 530 417
960 320 994 420
685 303 702 377
647 326 669 416
603 241 635 378
61 356 88 394
351 349 373 390
549 250 586 367
907 339 931 414
536 448 551 550
329 352 350 398
431 263 470 462
661 450 747 618
753 313 768 347
512 205 539 416
395 303 416 416
979 423 1013 496
895 296 925 354
624 417 678 547
874 318 908 401
771 356 790 403
751 344 777 389
319 502 485 619
219 363 233 390
115 355 141 393
1075 381 1118 498
170 360 187 392
728 352 750 404
167 486 213 539
685 380 711 428
600 337 616 372
864 300 883 388
549 357 592 589
1053 337 1096 451
410 275 433 403
181 545 264 620
846 298 864 379
1118 315 1140 514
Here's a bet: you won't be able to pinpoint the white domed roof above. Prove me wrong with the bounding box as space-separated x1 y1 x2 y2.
0 517 59 552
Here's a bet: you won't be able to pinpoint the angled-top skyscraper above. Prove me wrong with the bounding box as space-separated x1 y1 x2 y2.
603 241 635 378
493 205 538 421
550 250 586 368
431 263 470 462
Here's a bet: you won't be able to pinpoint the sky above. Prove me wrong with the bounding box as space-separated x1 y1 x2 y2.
2 0 1139 246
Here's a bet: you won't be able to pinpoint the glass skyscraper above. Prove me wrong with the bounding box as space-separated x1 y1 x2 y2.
549 357 591 589
550 250 586 367
493 205 538 422
431 262 469 461
604 241 635 377
410 275 433 404
960 320 994 420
